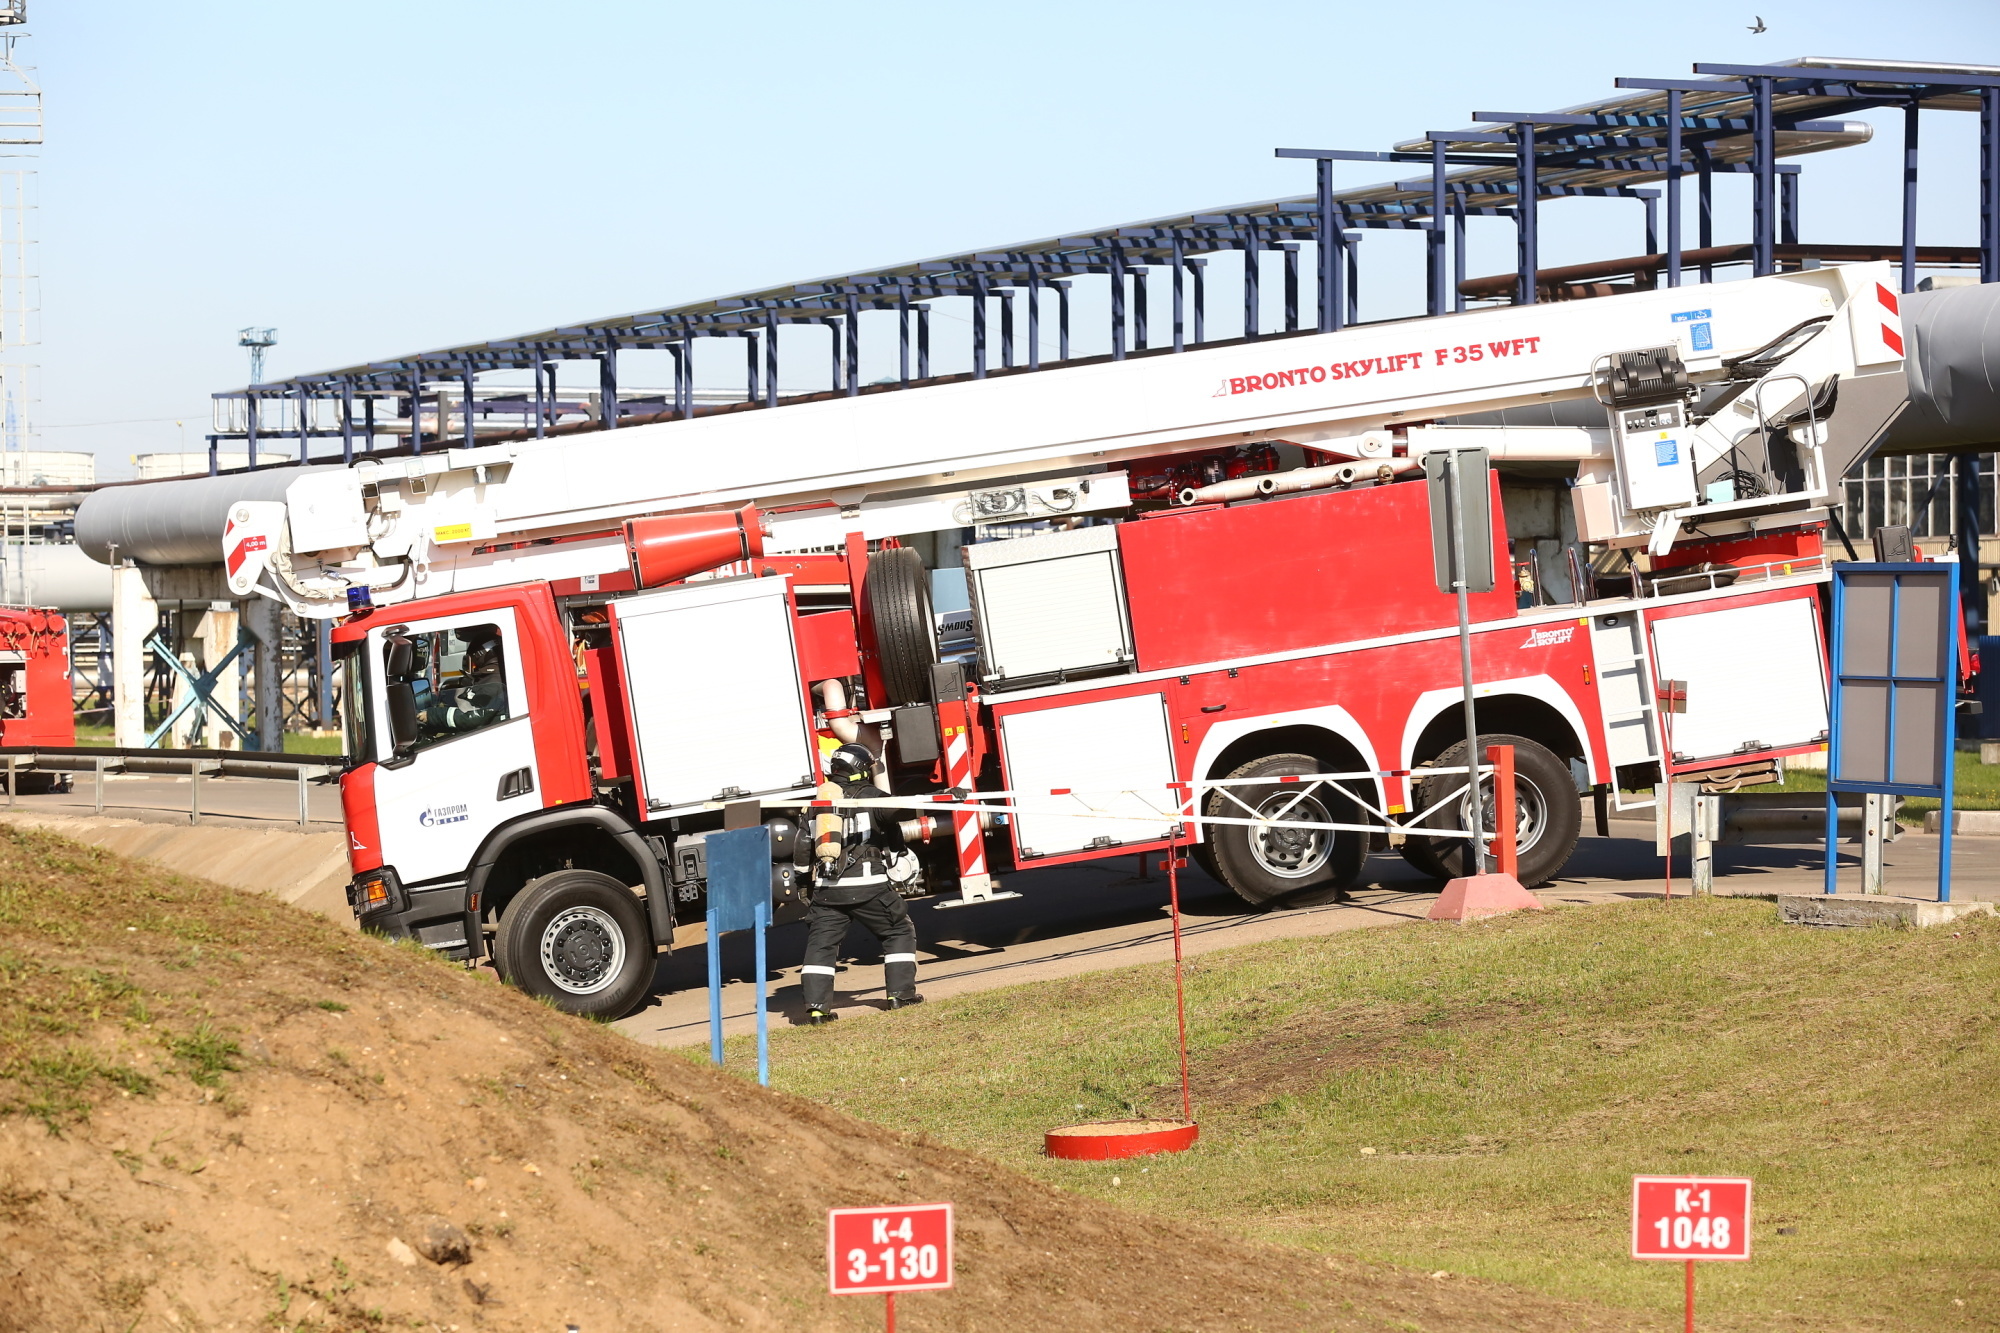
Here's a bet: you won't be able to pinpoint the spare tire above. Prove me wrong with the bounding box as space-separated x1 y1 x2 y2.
865 547 939 706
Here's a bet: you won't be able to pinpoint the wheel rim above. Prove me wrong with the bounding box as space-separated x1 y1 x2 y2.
1249 788 1336 880
1461 775 1551 857
540 905 626 994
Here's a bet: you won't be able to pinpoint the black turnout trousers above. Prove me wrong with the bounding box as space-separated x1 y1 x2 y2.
800 885 917 1010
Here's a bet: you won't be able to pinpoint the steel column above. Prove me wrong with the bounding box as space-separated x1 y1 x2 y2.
294 387 310 463
917 306 931 378
1110 248 1126 361
246 391 260 468
532 359 546 438
765 310 779 408
1429 138 1448 317
1171 236 1185 352
745 333 759 403
1902 99 1921 295
1134 267 1149 349
1780 166 1800 248
1667 89 1683 288
1346 233 1360 324
999 290 1014 368
1026 267 1041 371
1242 216 1260 340
599 342 619 429
1985 87 1999 283
1453 194 1467 311
365 391 377 452
1698 144 1715 282
1056 279 1070 361
1281 246 1297 333
1317 158 1339 332
1959 453 1987 634
1516 123 1538 305
1752 76 1776 277
461 366 476 446
898 296 911 384
1190 264 1205 344
339 378 354 464
846 294 861 396
972 275 987 379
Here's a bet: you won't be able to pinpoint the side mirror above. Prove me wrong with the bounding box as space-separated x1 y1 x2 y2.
386 681 420 752
384 635 415 680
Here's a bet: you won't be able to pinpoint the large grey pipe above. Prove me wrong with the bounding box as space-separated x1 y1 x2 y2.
72 466 341 567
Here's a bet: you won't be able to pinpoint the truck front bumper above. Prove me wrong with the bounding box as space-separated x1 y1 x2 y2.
348 867 481 963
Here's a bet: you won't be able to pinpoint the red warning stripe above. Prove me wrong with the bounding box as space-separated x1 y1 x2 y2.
1883 324 1905 356
1877 282 1900 316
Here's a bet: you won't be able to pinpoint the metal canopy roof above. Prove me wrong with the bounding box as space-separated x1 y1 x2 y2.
233 58 1955 398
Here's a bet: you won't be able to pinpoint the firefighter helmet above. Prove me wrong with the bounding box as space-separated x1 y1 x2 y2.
826 743 874 784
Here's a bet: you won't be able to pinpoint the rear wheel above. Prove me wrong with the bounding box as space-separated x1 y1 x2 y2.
865 547 938 706
1205 753 1367 907
494 869 654 1019
1400 734 1580 887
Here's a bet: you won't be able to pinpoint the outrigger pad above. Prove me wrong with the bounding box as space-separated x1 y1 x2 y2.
1427 872 1544 922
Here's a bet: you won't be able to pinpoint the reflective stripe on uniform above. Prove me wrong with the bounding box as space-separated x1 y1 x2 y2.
882 952 918 963
800 965 838 976
830 872 889 886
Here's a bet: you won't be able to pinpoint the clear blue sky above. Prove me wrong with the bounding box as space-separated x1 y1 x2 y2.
25 0 2000 473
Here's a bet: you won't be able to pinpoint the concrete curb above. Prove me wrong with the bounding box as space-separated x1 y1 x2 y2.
1923 809 2000 835
1777 893 1995 929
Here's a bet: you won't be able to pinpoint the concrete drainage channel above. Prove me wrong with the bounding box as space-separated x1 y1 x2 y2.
1 745 340 825
0 745 354 923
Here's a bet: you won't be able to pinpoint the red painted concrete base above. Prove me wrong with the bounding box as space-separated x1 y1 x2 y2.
1427 872 1545 922
1045 1120 1199 1160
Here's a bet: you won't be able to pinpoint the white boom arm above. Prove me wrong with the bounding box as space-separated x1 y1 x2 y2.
255 263 1905 615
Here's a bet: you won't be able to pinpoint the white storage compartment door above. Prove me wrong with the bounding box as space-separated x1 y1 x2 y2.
612 577 818 812
965 526 1132 683
999 692 1179 858
1649 597 1828 764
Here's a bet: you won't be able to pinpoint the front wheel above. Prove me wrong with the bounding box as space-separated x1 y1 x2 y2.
494 869 655 1019
1205 753 1367 907
1401 734 1581 888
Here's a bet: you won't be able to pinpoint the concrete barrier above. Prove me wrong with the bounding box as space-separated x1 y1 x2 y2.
1923 809 2000 836
0 810 355 923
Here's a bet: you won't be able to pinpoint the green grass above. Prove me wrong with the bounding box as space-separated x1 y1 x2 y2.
1741 749 2000 825
748 898 2000 1330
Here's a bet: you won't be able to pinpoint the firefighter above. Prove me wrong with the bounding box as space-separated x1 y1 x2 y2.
433 634 507 733
800 743 922 1024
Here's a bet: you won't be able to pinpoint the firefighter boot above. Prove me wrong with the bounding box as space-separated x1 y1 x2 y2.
801 963 838 1024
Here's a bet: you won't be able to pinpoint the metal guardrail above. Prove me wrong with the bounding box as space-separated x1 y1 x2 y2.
0 745 343 826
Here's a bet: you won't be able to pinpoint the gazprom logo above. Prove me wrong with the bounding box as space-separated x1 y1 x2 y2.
418 803 469 828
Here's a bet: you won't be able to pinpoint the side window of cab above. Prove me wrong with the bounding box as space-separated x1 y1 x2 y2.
381 623 511 756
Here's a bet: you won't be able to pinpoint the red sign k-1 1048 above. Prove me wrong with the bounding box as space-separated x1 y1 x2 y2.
827 1203 955 1295
1631 1176 1753 1261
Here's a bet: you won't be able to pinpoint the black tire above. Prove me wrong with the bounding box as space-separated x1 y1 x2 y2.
865 547 938 706
1402 734 1581 887
1204 753 1368 907
493 869 654 1019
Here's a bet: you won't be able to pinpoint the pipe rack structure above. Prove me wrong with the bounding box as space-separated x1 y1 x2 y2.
192 57 2000 474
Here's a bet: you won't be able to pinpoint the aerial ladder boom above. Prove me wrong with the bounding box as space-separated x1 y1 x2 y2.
226 263 1905 615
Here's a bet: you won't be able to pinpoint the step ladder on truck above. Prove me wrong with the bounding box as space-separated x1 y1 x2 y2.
223 263 1908 1017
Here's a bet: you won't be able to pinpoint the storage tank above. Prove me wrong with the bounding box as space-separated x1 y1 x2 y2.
0 450 96 487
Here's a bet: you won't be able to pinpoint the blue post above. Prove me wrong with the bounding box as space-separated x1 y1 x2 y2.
1824 790 1840 894
1667 89 1683 288
754 899 771 1086
1942 559 1961 902
707 908 725 1067
1516 122 1538 305
1902 99 1921 296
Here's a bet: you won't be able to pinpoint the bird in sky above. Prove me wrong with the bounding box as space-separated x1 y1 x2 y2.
1748 15 1768 32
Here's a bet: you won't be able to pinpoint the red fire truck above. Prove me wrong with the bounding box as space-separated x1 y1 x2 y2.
1 605 74 749
237 263 1905 1016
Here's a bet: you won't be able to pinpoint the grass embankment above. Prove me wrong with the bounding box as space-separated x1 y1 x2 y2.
754 896 2000 1331
2 825 1640 1332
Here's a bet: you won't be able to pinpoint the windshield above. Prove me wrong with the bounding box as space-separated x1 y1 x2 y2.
336 640 374 766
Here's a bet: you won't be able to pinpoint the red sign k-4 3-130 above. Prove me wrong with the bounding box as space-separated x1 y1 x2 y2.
1631 1176 1753 1261
828 1203 955 1295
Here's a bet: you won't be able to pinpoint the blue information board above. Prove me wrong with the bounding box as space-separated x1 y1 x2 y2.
1826 562 1960 900
704 825 772 1084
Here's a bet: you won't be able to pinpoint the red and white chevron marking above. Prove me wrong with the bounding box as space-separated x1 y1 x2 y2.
1877 282 1905 357
942 722 987 887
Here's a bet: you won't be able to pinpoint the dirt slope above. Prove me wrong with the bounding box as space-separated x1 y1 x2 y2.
0 825 1639 1332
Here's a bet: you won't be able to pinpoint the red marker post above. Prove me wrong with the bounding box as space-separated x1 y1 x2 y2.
1631 1175 1752 1332
828 1202 954 1331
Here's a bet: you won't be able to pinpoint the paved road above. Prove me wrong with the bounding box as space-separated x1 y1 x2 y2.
614 816 2000 1049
